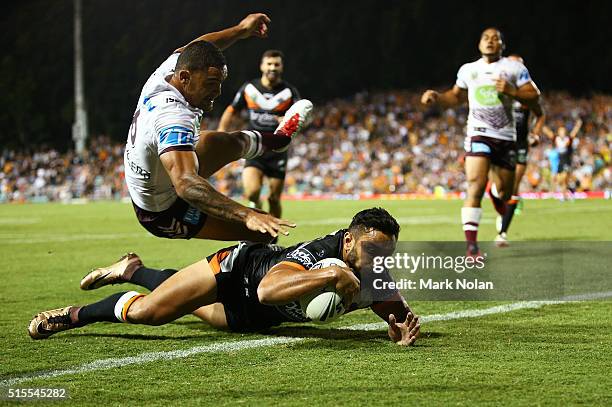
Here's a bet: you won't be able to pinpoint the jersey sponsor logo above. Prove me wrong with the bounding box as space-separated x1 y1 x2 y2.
474 85 501 106
125 151 151 180
286 245 317 269
518 68 530 82
249 111 281 125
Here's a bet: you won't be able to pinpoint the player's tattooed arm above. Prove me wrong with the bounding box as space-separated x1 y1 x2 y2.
258 262 360 306
175 13 271 53
160 150 293 237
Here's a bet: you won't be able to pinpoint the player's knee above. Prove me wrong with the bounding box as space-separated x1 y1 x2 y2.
126 300 165 326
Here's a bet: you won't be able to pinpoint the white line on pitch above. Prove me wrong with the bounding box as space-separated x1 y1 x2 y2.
1 291 610 387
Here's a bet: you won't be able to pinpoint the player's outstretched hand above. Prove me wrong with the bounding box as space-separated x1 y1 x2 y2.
331 266 360 308
245 210 295 238
421 90 438 105
238 13 271 39
388 312 420 346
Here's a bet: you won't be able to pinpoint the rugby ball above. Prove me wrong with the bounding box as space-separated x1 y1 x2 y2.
299 258 347 323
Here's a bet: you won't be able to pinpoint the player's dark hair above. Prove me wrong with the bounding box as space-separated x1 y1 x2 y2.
176 41 226 72
262 49 284 61
348 207 400 239
481 27 505 48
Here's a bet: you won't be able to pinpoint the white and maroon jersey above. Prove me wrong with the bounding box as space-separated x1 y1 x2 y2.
456 57 532 141
124 53 203 212
555 134 571 154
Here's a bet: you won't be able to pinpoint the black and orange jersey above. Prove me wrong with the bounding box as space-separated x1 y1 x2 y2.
229 79 300 132
207 229 398 331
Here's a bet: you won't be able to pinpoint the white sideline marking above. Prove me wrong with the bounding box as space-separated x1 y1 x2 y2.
2 291 610 387
0 232 148 245
300 215 493 226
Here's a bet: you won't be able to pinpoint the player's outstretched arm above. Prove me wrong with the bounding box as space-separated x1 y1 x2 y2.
421 86 466 109
258 263 360 307
371 292 419 346
160 150 294 237
175 13 271 53
570 118 583 138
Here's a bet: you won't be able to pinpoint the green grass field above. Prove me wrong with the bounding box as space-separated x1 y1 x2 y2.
0 199 611 406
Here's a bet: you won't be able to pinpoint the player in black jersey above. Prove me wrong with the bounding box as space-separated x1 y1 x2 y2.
29 208 420 347
218 50 301 220
543 118 582 201
496 55 546 244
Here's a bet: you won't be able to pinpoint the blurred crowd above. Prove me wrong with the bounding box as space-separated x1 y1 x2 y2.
1 91 610 203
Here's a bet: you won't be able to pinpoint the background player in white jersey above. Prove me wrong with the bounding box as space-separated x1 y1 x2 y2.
496 54 546 242
124 13 313 241
218 50 301 223
421 27 540 255
543 118 583 200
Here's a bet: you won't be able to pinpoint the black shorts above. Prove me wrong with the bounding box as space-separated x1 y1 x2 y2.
464 136 517 170
207 244 285 332
515 130 529 165
132 197 207 239
244 150 288 180
558 152 572 173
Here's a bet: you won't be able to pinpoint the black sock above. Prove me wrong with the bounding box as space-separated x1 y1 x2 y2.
78 292 130 325
130 267 178 291
501 203 517 233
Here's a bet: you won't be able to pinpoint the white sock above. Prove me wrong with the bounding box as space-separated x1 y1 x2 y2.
113 291 143 323
241 130 263 159
461 207 482 231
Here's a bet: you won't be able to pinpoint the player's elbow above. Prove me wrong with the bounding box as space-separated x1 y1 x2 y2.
257 283 275 305
173 173 199 200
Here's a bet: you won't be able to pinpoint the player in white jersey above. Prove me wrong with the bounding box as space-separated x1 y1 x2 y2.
421 28 540 255
123 13 313 241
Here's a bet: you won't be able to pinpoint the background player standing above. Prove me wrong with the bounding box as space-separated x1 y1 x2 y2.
421 28 540 254
218 50 300 222
543 118 583 201
496 54 546 243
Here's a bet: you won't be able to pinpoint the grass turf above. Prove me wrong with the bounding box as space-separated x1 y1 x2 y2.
0 199 610 406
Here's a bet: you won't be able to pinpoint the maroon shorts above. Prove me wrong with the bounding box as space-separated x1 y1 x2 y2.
464 136 517 170
132 197 207 239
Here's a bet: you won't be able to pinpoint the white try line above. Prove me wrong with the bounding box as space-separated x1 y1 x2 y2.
2 291 611 388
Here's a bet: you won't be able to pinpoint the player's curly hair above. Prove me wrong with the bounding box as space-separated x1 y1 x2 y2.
348 207 400 239
176 40 226 72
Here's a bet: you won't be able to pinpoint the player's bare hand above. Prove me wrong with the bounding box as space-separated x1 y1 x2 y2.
528 132 540 147
245 210 295 237
421 90 438 105
495 78 516 97
388 312 420 346
331 266 360 307
238 13 271 39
